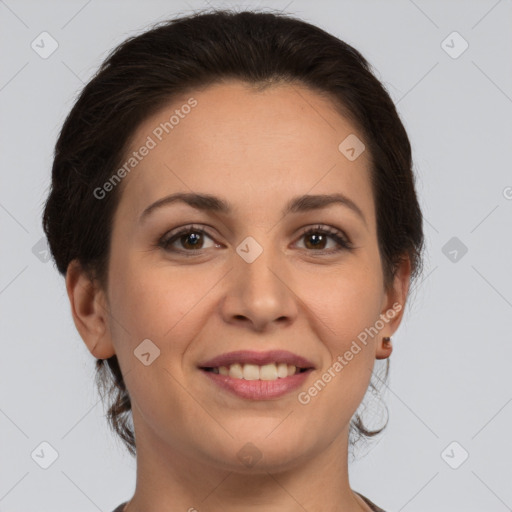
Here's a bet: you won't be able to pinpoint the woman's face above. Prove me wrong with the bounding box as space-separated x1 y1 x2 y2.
89 81 408 471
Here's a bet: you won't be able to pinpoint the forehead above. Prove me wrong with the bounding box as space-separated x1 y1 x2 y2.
116 80 374 226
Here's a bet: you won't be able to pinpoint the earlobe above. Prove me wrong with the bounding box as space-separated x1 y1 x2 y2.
375 336 393 360
376 256 412 359
65 259 116 360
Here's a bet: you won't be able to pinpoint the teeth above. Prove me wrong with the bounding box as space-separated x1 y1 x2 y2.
213 362 302 380
229 363 244 379
277 363 288 378
243 364 260 380
260 363 278 380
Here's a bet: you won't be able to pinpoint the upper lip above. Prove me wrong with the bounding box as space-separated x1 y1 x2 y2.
198 350 315 369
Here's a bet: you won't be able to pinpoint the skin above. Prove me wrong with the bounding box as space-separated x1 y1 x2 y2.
66 80 411 512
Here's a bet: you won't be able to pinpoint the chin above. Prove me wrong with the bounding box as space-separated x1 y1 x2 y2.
201 428 316 474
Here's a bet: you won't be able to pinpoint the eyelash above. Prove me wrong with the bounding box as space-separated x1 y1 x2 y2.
156 224 354 257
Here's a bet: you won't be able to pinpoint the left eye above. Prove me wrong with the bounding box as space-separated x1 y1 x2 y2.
296 226 352 252
158 224 353 254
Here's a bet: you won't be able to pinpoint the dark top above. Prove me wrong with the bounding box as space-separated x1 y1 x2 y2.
112 492 386 511
357 492 387 511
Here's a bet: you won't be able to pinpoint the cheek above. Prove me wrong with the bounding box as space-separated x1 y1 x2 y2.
107 254 219 355
296 267 381 425
298 259 383 340
109 270 174 338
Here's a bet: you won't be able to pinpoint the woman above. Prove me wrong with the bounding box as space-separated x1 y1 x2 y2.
42 9 424 512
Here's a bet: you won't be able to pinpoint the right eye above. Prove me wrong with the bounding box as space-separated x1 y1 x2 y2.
157 224 221 255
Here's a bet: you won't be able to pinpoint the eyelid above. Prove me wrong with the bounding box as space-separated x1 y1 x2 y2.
296 225 353 253
158 224 219 253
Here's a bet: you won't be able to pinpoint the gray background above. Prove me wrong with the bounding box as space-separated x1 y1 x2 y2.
1 0 511 511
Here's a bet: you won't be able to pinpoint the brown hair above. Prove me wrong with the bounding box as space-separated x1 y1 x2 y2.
42 8 424 458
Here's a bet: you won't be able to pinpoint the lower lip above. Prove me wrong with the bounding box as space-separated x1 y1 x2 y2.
200 369 313 400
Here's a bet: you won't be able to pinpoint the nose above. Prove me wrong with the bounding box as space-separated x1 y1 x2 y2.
220 243 299 332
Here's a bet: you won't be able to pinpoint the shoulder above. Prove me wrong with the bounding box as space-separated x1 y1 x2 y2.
111 502 128 512
355 492 388 512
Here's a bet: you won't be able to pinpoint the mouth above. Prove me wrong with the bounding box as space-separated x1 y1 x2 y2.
198 349 315 379
197 350 315 400
200 363 310 380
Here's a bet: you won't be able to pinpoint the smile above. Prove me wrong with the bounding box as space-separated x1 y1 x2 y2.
202 362 308 380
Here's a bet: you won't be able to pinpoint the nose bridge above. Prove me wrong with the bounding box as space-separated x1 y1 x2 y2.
236 235 284 298
224 232 297 328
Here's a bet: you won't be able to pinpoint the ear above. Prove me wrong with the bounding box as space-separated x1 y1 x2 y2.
65 259 116 360
375 255 412 360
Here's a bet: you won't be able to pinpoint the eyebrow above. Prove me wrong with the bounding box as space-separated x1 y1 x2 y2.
139 192 367 227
